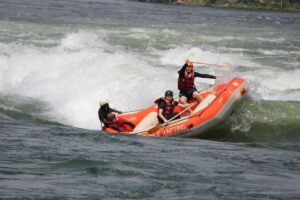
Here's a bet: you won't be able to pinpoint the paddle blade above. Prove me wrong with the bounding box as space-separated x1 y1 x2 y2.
221 63 232 69
148 124 162 134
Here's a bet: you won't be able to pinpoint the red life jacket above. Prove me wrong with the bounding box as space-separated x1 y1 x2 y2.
104 113 118 127
155 97 176 116
178 70 195 91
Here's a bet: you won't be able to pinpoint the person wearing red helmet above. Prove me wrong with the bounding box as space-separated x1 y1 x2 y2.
178 60 216 106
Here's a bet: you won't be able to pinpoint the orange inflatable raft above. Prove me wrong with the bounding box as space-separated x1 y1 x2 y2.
103 77 248 137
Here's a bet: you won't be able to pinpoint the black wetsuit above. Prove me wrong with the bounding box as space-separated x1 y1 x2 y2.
98 104 135 131
98 105 120 126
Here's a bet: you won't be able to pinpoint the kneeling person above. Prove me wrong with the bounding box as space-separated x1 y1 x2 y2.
156 90 186 124
98 100 135 132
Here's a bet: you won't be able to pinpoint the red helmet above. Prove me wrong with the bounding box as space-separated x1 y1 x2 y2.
187 61 193 68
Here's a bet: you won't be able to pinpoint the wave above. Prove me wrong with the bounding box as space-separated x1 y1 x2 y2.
0 94 61 126
257 49 290 56
200 97 300 142
256 37 286 44
1 94 300 143
0 29 299 129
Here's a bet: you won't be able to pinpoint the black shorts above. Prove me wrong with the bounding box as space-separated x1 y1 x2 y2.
179 89 197 100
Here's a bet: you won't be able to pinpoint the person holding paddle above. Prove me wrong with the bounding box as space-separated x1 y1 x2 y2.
178 60 216 106
155 90 190 124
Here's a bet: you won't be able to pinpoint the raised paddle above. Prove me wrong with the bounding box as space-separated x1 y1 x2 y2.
148 103 195 134
190 61 231 69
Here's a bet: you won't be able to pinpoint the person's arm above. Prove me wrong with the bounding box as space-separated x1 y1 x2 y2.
102 118 117 125
110 108 122 114
99 110 117 124
178 63 188 77
100 115 114 124
158 101 168 123
194 72 216 79
158 108 168 123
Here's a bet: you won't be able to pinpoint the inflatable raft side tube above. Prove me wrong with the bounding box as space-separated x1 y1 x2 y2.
173 80 248 138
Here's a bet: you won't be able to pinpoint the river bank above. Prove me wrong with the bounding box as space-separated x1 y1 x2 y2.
134 0 300 11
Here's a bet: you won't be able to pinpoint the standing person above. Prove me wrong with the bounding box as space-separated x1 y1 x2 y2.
98 100 135 132
155 90 189 124
178 60 216 106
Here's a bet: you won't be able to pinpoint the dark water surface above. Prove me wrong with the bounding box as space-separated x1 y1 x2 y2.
1 110 300 199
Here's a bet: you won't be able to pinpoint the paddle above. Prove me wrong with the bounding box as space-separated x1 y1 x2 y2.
148 103 195 134
190 61 231 69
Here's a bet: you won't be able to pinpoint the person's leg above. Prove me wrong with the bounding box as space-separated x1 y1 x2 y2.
192 90 203 103
179 95 188 106
116 116 135 130
179 91 189 106
124 121 135 129
166 112 180 121
111 124 123 132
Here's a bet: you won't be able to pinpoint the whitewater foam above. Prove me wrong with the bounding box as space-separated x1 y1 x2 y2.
0 29 299 129
0 30 178 129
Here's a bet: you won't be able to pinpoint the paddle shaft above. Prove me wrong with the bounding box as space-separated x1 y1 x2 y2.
146 103 195 134
163 103 195 125
191 61 228 68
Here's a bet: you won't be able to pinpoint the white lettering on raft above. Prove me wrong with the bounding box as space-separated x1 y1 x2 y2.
162 124 186 135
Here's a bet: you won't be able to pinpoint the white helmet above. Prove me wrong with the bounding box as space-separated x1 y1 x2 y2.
99 99 110 106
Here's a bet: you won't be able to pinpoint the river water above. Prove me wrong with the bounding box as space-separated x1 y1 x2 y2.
0 0 300 199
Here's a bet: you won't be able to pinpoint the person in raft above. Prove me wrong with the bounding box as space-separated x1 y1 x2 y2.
178 60 216 106
98 100 135 132
155 90 189 124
